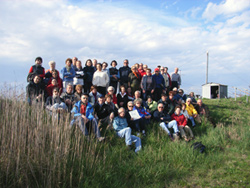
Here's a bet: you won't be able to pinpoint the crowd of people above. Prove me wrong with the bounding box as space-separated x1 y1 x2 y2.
26 57 214 153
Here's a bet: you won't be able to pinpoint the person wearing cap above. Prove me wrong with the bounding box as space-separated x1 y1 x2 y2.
71 93 105 141
113 107 142 153
141 68 155 101
44 60 60 84
109 60 120 93
27 57 45 83
119 59 131 89
92 63 109 96
152 68 165 101
171 67 181 89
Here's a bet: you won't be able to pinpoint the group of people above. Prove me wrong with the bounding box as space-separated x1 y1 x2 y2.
26 57 213 153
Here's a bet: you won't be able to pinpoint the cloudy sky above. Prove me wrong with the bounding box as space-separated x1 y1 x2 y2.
1 0 250 96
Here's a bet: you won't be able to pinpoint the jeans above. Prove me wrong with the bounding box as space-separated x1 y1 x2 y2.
117 127 142 153
189 116 196 126
134 118 146 132
159 120 179 135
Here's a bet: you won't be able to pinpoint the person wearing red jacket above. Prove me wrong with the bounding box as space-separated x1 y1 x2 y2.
47 70 63 93
27 57 45 82
171 105 194 141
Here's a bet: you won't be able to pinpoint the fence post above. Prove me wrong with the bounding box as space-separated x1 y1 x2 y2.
235 87 237 101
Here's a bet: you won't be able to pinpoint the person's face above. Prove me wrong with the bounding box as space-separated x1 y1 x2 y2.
135 92 140 98
139 64 143 70
66 61 71 67
127 103 133 111
52 79 57 86
186 99 191 105
98 97 104 105
102 63 107 69
52 72 57 78
135 102 141 108
147 98 152 103
173 90 177 95
164 67 168 73
34 76 41 84
97 64 102 71
161 96 167 101
146 70 151 76
182 105 186 111
158 104 164 112
81 95 88 103
66 86 73 94
155 70 159 75
92 88 97 94
76 87 82 94
50 63 55 70
190 92 194 97
143 65 147 70
175 68 178 73
53 90 59 97
169 94 173 100
131 67 136 72
73 57 77 62
76 61 81 68
123 61 128 66
135 64 139 69
106 97 112 103
175 108 181 115
121 87 125 93
111 62 116 67
93 60 97 67
119 110 125 118
197 100 202 106
160 68 164 73
127 88 131 93
108 89 114 94
87 61 92 66
179 90 183 95
35 60 42 65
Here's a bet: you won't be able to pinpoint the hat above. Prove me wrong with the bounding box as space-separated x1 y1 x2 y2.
154 68 160 72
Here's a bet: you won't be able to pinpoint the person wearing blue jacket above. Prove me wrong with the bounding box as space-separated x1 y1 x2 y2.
70 93 104 141
113 107 141 153
152 68 165 101
61 58 75 92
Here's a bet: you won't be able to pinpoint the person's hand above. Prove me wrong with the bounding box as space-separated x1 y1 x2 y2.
160 117 164 120
143 89 145 93
151 89 154 93
179 125 184 128
193 114 197 118
110 112 114 119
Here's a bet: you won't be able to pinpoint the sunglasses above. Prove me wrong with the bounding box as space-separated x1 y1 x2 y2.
82 97 88 99
128 106 133 107
158 107 164 108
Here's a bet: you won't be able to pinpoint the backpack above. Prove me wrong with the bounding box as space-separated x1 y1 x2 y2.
191 142 206 153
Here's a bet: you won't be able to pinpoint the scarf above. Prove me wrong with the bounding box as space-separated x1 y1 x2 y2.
132 71 139 79
66 65 71 72
80 103 87 115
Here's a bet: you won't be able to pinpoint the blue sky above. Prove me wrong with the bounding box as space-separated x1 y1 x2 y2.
0 0 250 96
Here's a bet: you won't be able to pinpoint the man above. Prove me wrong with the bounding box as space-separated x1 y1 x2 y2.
27 57 45 82
72 57 78 69
171 68 181 89
141 68 155 101
160 66 169 94
138 63 145 78
186 98 201 126
71 93 104 141
157 93 168 114
152 68 165 101
92 59 97 71
60 84 76 111
119 59 131 89
164 67 172 92
153 103 179 141
26 75 45 105
113 107 142 153
93 95 115 130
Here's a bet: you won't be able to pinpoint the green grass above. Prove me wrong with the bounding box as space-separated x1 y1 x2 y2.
0 96 250 187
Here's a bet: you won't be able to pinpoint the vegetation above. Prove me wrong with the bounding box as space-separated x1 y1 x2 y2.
0 91 250 187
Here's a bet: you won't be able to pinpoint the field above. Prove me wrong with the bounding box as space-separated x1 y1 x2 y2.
0 90 250 187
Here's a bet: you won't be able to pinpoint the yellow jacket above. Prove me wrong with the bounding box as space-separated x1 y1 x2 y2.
185 103 198 116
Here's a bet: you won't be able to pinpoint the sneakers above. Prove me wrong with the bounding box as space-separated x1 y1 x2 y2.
142 130 146 137
97 137 105 142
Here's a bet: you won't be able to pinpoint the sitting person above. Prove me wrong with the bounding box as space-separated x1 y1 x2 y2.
166 91 177 116
134 90 149 110
47 70 63 93
117 85 129 109
45 87 67 115
146 95 157 114
125 101 136 130
46 78 59 97
70 93 104 141
26 75 45 106
127 86 134 100
153 103 179 141
181 103 196 127
171 105 194 141
195 99 216 127
172 87 182 104
189 92 197 105
107 86 118 108
89 85 102 106
74 84 83 102
60 84 76 112
93 95 115 130
178 89 187 102
133 98 151 136
105 94 118 116
158 93 168 114
186 98 201 125
113 107 142 153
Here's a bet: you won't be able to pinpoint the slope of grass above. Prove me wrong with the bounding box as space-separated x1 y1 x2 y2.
0 95 250 187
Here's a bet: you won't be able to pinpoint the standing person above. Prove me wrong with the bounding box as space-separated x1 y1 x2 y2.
102 62 109 75
109 60 120 93
27 57 45 83
73 60 84 92
160 66 169 94
138 63 146 78
119 59 131 89
92 59 97 71
164 67 172 92
92 63 109 96
61 58 75 92
70 93 104 141
171 67 181 89
152 68 165 101
128 66 141 95
72 57 78 69
44 61 59 84
113 107 142 153
141 68 155 101
83 59 95 93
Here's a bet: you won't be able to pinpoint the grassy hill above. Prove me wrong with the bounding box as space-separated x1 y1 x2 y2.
0 96 250 187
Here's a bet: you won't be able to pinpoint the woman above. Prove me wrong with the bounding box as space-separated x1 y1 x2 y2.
74 84 83 102
140 68 155 101
117 85 129 109
92 63 109 96
128 66 141 95
73 60 84 92
107 86 118 108
47 70 63 93
61 58 75 92
45 61 59 84
109 60 120 93
89 85 102 106
83 59 95 93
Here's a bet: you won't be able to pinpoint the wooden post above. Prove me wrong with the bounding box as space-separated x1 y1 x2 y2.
235 87 237 101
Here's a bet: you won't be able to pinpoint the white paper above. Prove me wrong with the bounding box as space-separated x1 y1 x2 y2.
129 110 141 120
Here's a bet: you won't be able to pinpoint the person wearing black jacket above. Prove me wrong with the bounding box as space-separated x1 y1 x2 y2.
83 59 95 93
73 60 84 92
109 60 120 93
119 59 131 89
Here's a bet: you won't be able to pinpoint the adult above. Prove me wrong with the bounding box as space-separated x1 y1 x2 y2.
27 57 45 83
141 68 155 101
119 59 131 89
189 92 197 105
73 60 84 91
185 98 201 126
74 84 83 102
92 59 97 71
128 66 141 95
171 105 194 141
89 85 102 106
60 83 76 112
61 58 75 92
113 107 142 153
178 89 187 102
146 95 157 114
117 85 129 109
172 87 182 104
102 62 109 76
160 66 169 94
46 78 59 97
70 94 104 141
107 86 118 107
164 67 172 93
152 68 165 101
109 60 120 93
166 91 177 116
92 63 109 96
171 67 181 89
157 93 168 114
72 57 78 69
83 59 95 93
26 75 45 105
153 103 179 141
47 70 63 93
138 63 146 78
44 61 59 84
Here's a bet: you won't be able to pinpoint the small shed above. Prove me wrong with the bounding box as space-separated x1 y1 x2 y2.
202 83 228 99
